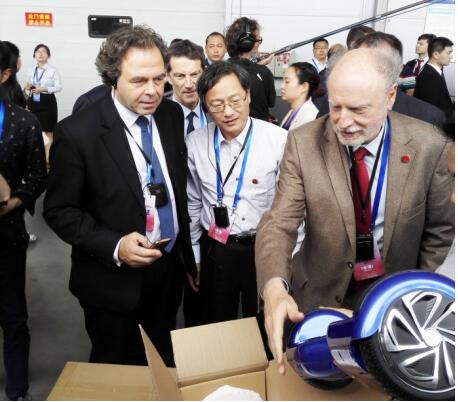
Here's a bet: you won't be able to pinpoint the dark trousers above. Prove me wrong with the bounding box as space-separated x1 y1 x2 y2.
0 250 30 400
81 252 184 367
200 234 258 323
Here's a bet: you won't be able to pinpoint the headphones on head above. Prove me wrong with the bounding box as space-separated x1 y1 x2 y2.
236 18 256 53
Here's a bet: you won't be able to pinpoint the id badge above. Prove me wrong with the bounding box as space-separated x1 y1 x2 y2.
145 195 156 233
208 223 231 245
33 93 41 102
353 242 384 281
148 182 168 208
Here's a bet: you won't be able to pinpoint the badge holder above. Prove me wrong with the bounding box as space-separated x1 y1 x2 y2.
208 205 232 245
148 182 168 208
353 233 384 281
145 194 156 234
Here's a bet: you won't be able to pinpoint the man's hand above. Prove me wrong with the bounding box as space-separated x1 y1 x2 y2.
0 197 22 217
263 277 304 375
118 232 162 268
186 263 201 292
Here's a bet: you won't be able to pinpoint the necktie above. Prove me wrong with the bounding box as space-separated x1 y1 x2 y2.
414 59 424 76
351 147 371 235
186 111 196 135
136 116 176 252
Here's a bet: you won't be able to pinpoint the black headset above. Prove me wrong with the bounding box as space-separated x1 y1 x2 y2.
236 18 256 53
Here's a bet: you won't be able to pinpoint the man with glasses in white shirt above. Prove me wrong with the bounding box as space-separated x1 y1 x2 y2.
311 38 329 73
186 61 287 326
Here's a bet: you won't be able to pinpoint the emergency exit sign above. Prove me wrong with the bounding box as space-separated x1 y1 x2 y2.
25 12 53 27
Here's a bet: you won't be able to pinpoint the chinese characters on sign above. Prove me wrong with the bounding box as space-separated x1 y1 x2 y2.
25 12 53 27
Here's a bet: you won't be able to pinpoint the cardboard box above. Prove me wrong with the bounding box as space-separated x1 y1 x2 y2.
48 317 390 400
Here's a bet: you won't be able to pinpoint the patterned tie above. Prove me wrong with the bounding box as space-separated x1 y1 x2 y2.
351 147 371 235
136 116 176 252
186 111 196 135
414 59 424 76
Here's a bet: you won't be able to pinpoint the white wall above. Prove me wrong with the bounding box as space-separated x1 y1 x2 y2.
0 0 454 120
0 0 226 119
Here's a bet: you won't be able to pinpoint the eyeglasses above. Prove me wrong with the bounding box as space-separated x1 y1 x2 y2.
207 93 248 113
256 37 263 44
314 46 328 51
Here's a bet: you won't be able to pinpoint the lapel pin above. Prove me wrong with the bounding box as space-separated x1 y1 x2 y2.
401 155 410 163
252 178 258 184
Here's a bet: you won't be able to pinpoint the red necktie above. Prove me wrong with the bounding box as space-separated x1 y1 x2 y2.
351 147 371 235
414 59 424 76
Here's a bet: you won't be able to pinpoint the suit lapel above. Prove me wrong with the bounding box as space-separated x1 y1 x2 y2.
99 95 144 209
321 120 356 253
382 112 416 257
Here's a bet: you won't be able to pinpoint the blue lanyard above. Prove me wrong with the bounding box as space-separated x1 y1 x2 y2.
33 67 46 85
0 102 4 141
370 119 390 229
214 120 253 211
199 104 206 128
281 105 302 130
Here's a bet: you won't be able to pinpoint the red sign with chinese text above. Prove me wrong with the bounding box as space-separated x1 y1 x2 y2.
25 12 53 27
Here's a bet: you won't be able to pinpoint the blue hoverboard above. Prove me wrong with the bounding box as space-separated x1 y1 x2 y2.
287 271 455 400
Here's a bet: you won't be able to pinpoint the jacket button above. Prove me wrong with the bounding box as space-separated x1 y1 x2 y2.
347 262 353 269
335 296 342 303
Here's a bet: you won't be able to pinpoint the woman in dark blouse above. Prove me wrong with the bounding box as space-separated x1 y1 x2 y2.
0 40 47 401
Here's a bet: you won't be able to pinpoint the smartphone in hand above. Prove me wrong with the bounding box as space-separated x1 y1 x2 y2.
145 237 171 250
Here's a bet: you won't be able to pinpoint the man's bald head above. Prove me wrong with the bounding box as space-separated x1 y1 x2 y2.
327 48 397 147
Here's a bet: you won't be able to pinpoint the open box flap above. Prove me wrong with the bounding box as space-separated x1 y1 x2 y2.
172 317 268 387
140 325 183 401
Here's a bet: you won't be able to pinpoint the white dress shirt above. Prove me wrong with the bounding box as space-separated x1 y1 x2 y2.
311 57 326 73
186 118 288 263
27 63 62 93
348 122 388 253
172 96 207 137
112 96 179 264
428 62 443 76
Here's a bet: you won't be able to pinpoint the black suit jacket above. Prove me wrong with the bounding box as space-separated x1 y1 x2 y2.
72 84 111 115
0 102 47 249
316 87 445 128
414 63 453 113
43 94 196 312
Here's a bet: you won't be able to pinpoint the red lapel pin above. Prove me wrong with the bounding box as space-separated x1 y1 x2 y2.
401 155 410 163
252 178 258 184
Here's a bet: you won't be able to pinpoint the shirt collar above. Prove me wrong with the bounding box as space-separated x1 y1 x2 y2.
113 95 151 130
172 95 201 117
218 117 251 146
351 121 385 157
36 63 49 69
312 57 326 67
428 62 443 76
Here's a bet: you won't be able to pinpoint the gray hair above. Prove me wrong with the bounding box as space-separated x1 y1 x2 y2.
351 32 403 89
95 25 167 86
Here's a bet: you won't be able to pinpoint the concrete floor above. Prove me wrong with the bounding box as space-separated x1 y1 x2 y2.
0 196 90 400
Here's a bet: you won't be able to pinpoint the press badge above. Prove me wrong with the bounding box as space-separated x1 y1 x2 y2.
33 93 41 102
353 242 384 282
145 195 156 233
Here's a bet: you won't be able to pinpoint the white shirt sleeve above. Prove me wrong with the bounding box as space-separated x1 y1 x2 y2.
112 239 122 267
46 67 62 94
186 139 204 263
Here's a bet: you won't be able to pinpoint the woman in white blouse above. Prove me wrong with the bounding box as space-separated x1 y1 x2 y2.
25 44 62 157
280 62 319 130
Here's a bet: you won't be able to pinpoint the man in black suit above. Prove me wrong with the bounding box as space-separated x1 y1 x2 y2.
43 26 196 366
315 32 445 128
414 37 454 113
